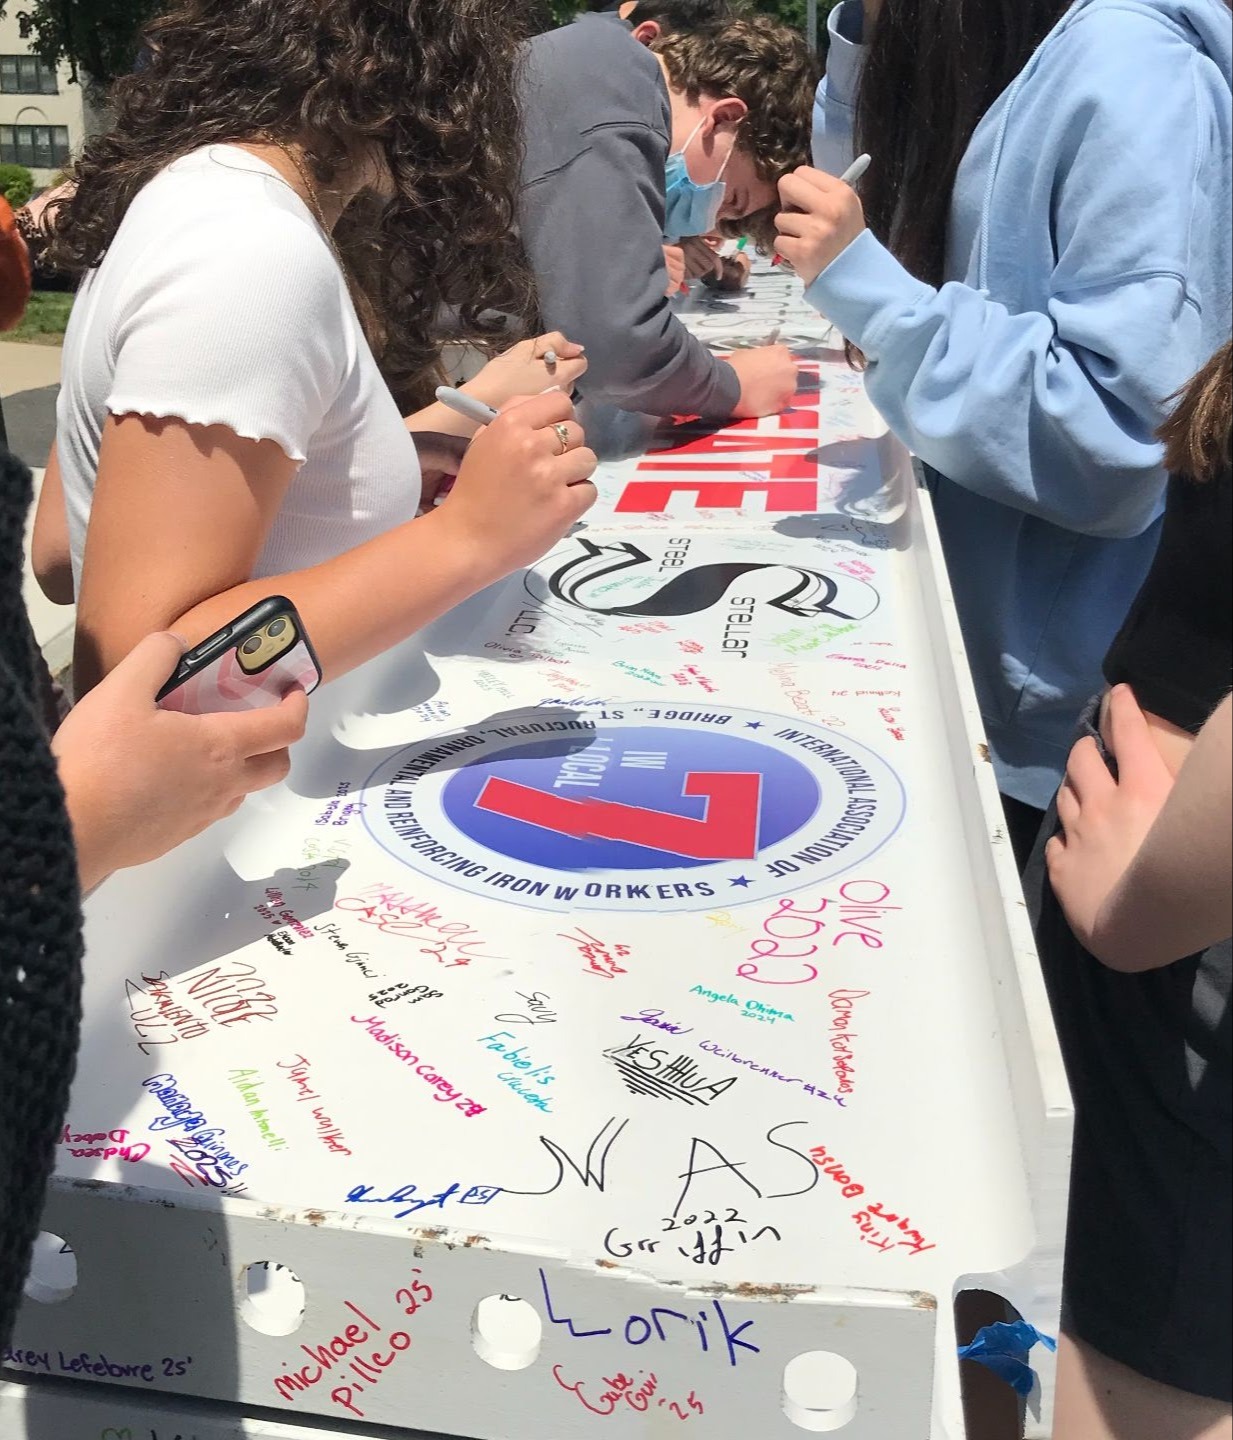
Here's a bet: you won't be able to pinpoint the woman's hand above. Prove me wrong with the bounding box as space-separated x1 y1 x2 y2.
434 391 598 577
463 333 588 412
774 167 867 289
52 631 309 893
1045 685 1177 963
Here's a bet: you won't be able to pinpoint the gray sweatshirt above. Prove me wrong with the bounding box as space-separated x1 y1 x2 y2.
517 16 741 418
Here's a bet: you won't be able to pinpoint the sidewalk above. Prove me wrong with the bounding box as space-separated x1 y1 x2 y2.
1 341 74 673
0 338 62 393
0 338 62 461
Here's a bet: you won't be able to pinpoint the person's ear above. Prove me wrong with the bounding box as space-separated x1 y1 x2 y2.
631 18 663 43
706 97 749 131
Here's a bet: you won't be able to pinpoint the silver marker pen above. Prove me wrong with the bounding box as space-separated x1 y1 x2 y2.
433 386 499 427
840 153 872 186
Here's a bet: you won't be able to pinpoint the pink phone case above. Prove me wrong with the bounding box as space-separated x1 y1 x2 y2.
158 635 320 715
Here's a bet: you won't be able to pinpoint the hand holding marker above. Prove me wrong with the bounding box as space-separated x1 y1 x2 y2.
772 153 871 268
432 385 587 507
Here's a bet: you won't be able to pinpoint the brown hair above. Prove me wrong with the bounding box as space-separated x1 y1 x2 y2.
1159 342 1233 482
855 0 1069 287
45 0 540 409
654 16 820 248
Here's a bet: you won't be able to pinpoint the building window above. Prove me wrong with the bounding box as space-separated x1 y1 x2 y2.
0 55 60 95
0 124 71 169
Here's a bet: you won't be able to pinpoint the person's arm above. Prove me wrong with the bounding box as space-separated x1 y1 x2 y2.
74 396 596 695
784 14 1221 539
32 441 75 605
811 0 867 178
1046 686 1233 971
53 632 308 894
406 332 589 442
519 117 741 417
15 179 74 280
70 209 596 692
18 178 75 233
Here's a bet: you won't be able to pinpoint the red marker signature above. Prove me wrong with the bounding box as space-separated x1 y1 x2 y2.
560 926 632 980
552 1366 703 1420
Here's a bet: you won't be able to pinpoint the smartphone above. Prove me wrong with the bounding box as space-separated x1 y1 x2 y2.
156 596 322 714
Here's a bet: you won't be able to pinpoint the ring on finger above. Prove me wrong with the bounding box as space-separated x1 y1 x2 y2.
552 422 571 455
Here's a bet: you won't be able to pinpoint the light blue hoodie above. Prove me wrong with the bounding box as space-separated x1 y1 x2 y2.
810 0 1232 808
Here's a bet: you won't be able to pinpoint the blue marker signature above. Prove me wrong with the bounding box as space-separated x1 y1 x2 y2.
345 1181 500 1219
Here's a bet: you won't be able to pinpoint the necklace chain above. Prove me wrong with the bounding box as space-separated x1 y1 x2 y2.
269 140 355 303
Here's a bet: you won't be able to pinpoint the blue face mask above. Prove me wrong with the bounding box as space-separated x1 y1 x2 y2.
662 117 735 243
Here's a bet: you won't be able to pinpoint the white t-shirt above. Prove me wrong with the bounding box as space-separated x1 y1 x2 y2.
57 145 421 590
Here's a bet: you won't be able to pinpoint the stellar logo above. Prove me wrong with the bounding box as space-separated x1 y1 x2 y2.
538 539 878 623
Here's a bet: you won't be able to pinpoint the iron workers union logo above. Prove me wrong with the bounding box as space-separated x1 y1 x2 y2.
360 704 905 913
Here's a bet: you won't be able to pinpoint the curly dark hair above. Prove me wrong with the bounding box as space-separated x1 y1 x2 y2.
653 16 819 249
46 0 540 409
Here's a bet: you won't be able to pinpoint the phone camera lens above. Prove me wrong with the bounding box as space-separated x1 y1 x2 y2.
241 636 263 656
267 618 287 638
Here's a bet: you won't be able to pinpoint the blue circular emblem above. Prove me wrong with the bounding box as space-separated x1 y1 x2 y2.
360 703 904 913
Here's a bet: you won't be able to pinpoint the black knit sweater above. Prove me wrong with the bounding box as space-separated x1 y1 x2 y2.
0 447 83 1347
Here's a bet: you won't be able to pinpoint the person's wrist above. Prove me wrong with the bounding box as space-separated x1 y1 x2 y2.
1090 859 1150 967
412 400 480 440
52 747 118 893
460 374 500 411
420 504 509 596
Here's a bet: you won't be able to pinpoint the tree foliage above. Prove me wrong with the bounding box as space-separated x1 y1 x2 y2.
0 0 161 89
0 163 34 207
0 0 838 95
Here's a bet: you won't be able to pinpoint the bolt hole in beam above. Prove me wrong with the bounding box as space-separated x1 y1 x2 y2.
782 1350 859 1432
471 1294 543 1371
22 1231 77 1304
239 1260 306 1337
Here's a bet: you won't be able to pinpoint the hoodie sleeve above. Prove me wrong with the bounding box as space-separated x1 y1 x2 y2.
804 6 1229 540
812 0 866 177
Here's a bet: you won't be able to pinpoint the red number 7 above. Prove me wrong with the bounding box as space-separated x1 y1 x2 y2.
475 772 761 861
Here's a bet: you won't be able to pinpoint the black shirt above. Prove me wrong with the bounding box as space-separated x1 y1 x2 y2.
1030 457 1233 1399
0 448 84 1348
1103 463 1233 732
